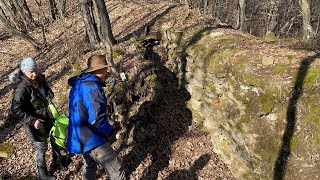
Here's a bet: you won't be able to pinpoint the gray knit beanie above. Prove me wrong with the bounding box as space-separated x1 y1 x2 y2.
20 57 38 73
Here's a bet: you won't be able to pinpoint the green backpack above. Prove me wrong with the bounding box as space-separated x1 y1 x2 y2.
48 98 69 149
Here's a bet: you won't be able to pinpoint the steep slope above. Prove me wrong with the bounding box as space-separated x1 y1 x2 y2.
0 0 234 179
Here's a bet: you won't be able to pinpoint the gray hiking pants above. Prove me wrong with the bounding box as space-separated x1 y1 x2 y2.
83 142 126 180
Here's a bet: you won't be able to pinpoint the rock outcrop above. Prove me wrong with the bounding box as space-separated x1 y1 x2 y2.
163 27 320 179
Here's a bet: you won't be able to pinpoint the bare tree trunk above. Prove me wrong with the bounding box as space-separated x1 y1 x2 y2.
204 0 208 14
48 0 58 20
10 0 26 30
93 0 117 73
105 40 119 74
266 0 278 33
0 0 20 29
299 0 315 41
59 0 67 16
80 0 100 49
0 15 41 49
16 0 34 26
207 0 213 16
20 0 33 20
316 14 320 35
0 0 34 31
235 0 245 31
80 0 116 49
213 0 217 17
92 0 116 46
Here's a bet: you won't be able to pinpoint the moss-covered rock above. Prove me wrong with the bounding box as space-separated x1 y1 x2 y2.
164 28 320 179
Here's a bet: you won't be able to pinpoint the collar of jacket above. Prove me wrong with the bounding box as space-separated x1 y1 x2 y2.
10 69 45 88
68 73 106 87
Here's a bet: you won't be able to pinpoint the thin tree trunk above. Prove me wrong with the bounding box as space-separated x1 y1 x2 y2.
93 0 116 46
0 15 41 49
59 0 67 16
204 0 208 14
80 0 100 48
235 0 245 31
0 0 34 31
48 0 58 20
10 0 25 27
105 41 118 74
20 0 33 21
266 0 278 33
207 0 213 16
0 0 20 28
316 14 320 35
299 0 315 41
213 0 217 17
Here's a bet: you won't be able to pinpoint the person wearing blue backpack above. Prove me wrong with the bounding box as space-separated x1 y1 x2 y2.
67 55 126 180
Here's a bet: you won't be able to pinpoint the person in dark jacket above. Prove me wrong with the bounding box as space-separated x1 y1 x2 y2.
67 55 126 180
10 57 57 180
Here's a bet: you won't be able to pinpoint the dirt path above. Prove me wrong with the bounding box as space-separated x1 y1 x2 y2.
0 0 235 179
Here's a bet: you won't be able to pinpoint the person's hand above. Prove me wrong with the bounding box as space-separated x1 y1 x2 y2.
106 128 119 144
34 120 44 129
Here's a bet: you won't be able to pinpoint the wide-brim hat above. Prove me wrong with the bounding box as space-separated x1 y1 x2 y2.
82 55 110 73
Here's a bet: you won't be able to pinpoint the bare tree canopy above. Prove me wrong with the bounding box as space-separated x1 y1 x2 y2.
179 0 320 47
0 14 41 49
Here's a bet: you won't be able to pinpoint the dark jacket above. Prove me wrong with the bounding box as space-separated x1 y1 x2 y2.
66 73 113 154
10 69 54 142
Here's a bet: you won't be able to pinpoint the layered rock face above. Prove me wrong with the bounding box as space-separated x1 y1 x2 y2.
163 28 320 179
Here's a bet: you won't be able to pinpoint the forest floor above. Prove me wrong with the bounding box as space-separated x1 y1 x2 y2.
0 0 235 179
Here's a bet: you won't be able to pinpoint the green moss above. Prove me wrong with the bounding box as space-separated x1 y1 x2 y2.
57 93 68 113
280 107 287 120
145 73 158 82
242 72 267 88
219 124 231 135
153 19 162 28
71 61 82 76
0 143 14 156
240 114 251 124
259 93 275 113
290 134 298 150
296 41 315 52
272 64 290 74
293 65 320 89
207 49 236 74
256 132 279 173
282 38 296 44
315 135 320 146
189 106 204 123
236 114 251 132
233 54 247 77
303 97 320 149
303 66 320 88
217 38 240 46
115 81 127 91
113 49 125 59
287 55 295 61
262 32 278 42
234 93 250 113
206 82 216 94
177 11 191 22
190 44 207 53
182 26 204 46
305 103 320 128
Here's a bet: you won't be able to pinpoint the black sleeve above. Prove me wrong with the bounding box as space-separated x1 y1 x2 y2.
44 75 54 99
11 85 37 126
